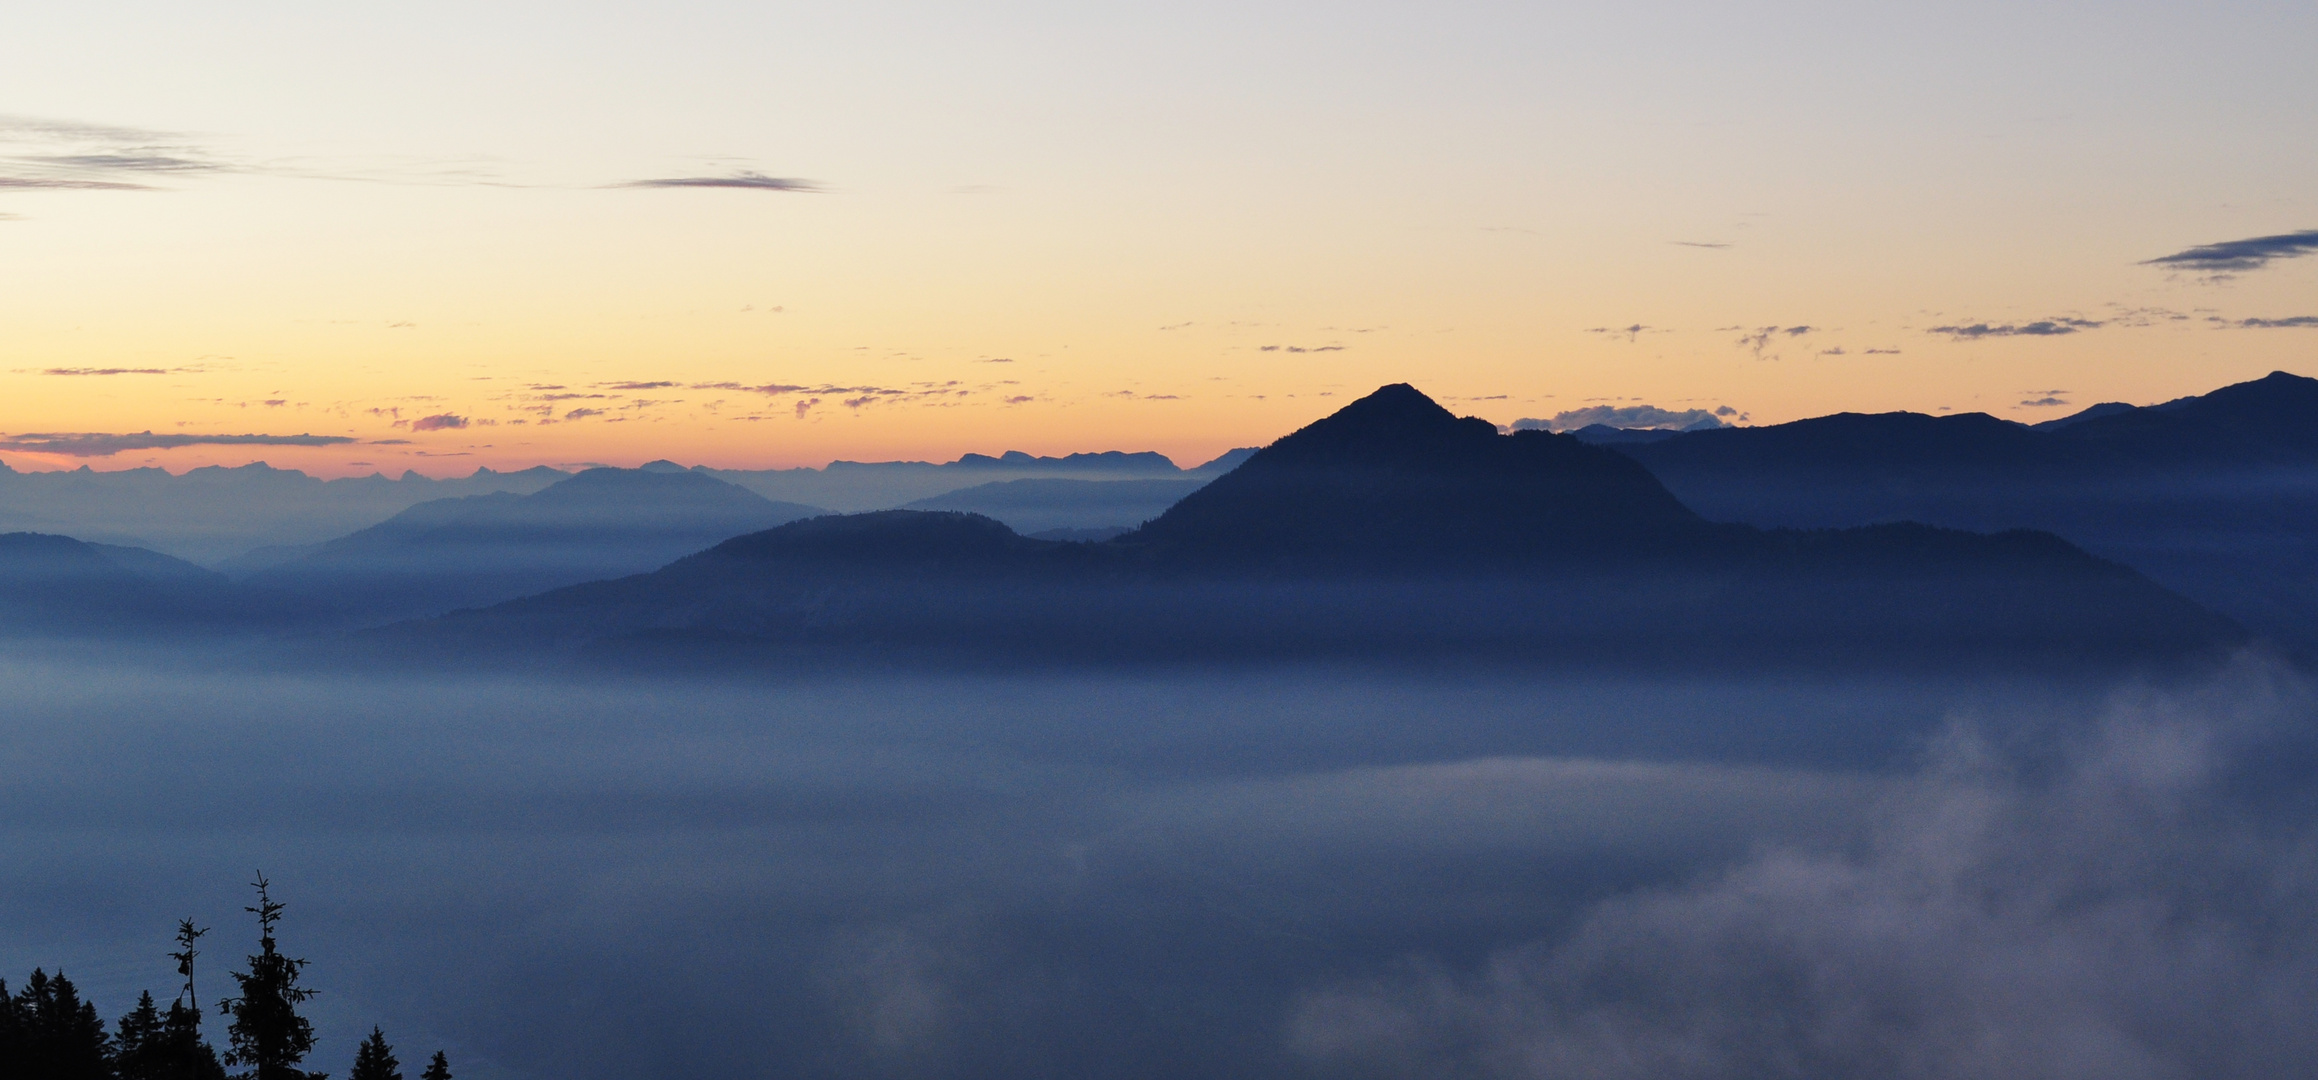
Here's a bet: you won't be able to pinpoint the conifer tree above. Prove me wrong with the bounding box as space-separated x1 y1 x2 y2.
172 920 209 1015
114 920 231 1080
219 876 325 1080
118 991 168 1075
0 978 25 1066
12 968 115 1079
154 998 231 1080
418 1051 451 1080
347 1027 401 1080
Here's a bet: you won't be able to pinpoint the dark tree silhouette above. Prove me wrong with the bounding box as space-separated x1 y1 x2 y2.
115 921 231 1080
118 991 166 1075
7 968 114 1079
347 1027 401 1080
418 1051 450 1080
219 876 325 1080
171 920 209 1012
0 978 21 1068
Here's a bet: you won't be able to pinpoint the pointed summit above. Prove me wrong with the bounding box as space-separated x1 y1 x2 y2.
1131 383 1708 569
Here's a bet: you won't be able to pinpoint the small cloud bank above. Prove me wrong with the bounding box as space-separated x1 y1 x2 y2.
1930 317 2102 339
1511 405 1729 433
2229 316 2318 329
0 431 355 457
2144 229 2318 274
408 414 468 432
618 171 821 192
1288 660 2318 1080
36 367 170 376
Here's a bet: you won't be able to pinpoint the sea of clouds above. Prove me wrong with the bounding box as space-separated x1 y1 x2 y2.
0 651 2308 1078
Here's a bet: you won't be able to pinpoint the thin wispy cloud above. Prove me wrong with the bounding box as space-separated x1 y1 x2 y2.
1670 240 1731 249
0 177 153 190
2228 315 2318 329
1928 317 2101 339
25 154 219 173
618 171 821 192
0 114 228 192
407 414 468 432
1732 324 1814 360
33 367 172 376
0 431 356 457
2144 229 2318 274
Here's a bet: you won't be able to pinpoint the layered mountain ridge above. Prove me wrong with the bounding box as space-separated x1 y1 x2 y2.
384 384 2236 670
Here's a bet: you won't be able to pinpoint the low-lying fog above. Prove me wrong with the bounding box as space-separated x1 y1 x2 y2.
2 656 2313 1079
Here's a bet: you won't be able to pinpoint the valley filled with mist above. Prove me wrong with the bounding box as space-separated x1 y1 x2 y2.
15 654 2313 1079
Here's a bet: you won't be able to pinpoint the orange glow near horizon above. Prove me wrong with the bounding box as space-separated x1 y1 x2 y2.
3 3 2313 479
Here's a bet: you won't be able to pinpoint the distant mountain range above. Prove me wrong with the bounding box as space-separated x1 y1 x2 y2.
0 448 1255 563
0 462 569 565
700 447 1254 513
237 467 826 624
11 375 2311 667
1609 370 2318 645
0 532 324 638
384 385 2236 671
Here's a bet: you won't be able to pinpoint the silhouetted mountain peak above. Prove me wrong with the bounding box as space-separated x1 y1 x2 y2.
1131 384 1706 565
1252 383 1478 467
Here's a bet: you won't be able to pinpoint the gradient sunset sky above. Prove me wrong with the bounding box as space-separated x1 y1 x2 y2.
3 0 2313 476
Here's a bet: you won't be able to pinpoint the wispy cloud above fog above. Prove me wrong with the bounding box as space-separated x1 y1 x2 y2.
1929 317 2102 339
616 171 821 192
0 114 228 192
0 431 357 456
33 367 173 376
2145 229 2318 274
1288 660 2318 1080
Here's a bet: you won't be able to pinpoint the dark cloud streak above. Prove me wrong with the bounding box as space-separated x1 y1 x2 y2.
618 171 822 193
0 431 356 457
1929 317 2101 339
2144 229 2318 274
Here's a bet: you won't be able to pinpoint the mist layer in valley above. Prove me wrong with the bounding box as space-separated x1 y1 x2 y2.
4 653 2313 1079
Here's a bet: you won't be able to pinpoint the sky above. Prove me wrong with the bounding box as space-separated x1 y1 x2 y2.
1 0 2314 477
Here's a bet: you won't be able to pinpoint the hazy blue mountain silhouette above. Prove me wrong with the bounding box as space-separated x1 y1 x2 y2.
0 459 570 564
386 385 2235 670
0 532 325 636
248 467 826 624
900 478 1208 535
1615 370 2318 645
